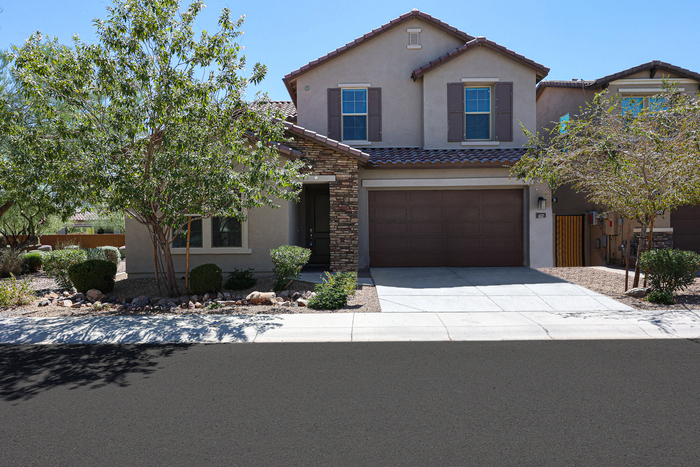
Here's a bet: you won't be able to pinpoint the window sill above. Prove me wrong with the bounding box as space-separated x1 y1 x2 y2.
171 248 252 255
343 140 371 146
461 141 500 146
406 45 421 50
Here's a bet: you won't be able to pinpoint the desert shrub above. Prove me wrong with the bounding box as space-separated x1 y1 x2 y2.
224 268 257 290
308 272 357 310
119 246 126 260
54 239 82 250
86 248 110 263
189 263 223 295
0 249 23 278
43 249 87 290
68 259 118 294
22 252 44 273
647 290 675 305
270 245 311 291
0 274 34 307
98 246 121 265
639 249 700 295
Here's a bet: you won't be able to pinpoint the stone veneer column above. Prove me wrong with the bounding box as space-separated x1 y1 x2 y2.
286 137 359 272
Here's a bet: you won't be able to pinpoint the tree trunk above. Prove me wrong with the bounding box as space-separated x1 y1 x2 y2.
632 223 647 288
643 216 655 289
151 223 180 297
0 201 13 219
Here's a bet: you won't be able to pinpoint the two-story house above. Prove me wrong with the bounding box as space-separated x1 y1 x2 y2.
537 61 700 267
126 10 555 278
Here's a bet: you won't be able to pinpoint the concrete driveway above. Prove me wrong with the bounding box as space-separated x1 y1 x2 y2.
371 267 633 313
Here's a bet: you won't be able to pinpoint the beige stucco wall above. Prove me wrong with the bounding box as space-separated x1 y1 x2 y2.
536 86 595 137
422 46 538 149
357 167 554 269
125 201 291 278
294 17 464 147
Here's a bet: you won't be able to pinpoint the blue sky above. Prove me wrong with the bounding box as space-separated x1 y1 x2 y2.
1 0 699 101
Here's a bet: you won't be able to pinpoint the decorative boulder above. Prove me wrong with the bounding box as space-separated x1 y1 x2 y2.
37 245 52 252
624 287 650 298
246 291 276 305
87 289 105 303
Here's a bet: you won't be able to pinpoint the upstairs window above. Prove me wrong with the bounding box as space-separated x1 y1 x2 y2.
465 87 491 140
406 28 421 49
342 88 367 141
621 97 643 116
559 113 570 133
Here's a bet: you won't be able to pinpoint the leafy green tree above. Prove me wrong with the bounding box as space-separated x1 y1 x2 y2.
0 51 88 247
11 0 305 296
513 85 700 288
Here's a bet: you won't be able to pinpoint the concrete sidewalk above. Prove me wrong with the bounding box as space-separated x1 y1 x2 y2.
1 309 699 344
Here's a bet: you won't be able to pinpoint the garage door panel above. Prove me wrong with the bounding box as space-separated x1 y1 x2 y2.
369 189 523 267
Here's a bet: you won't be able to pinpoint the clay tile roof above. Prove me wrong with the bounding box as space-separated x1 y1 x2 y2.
364 147 526 167
70 211 102 222
587 60 700 88
411 37 549 82
283 10 475 104
283 122 370 163
537 80 594 88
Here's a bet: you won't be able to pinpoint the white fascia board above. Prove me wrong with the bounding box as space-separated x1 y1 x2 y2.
338 83 371 88
303 175 336 183
461 77 500 83
619 87 685 93
406 28 422 33
361 178 527 188
610 78 697 85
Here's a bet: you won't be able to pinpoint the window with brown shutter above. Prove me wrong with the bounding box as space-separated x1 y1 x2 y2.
327 88 341 141
447 83 464 142
368 87 382 141
494 82 513 142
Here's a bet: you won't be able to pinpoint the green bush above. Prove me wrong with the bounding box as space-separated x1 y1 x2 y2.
308 272 357 310
86 248 110 263
270 245 311 291
224 268 257 290
98 246 121 265
67 259 118 294
0 274 34 307
647 290 675 305
189 263 223 295
22 252 43 273
119 246 126 260
43 249 87 290
0 249 23 278
639 249 700 295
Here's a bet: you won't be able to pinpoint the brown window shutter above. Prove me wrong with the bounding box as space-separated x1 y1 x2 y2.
327 88 341 141
368 87 382 141
447 83 464 142
494 82 513 142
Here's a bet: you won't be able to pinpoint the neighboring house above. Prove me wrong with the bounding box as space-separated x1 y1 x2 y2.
536 61 700 266
58 210 123 234
126 9 555 278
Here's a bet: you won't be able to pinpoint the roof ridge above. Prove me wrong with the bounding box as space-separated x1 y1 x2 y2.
283 10 475 103
411 36 549 81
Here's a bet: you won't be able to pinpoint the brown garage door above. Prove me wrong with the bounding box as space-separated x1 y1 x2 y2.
369 189 524 267
672 205 700 254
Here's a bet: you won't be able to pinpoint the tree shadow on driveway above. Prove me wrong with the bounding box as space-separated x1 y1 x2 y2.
0 344 190 402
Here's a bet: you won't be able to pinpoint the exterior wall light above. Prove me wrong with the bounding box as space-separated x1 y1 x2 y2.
538 197 546 210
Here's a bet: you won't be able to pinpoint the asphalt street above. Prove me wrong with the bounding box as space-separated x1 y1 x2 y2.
1 340 699 466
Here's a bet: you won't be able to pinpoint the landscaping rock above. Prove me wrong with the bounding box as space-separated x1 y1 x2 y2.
86 289 105 303
625 287 650 298
38 245 52 252
61 300 72 307
62 291 71 297
246 291 276 305
38 300 49 307
297 298 308 307
131 295 150 307
71 302 82 309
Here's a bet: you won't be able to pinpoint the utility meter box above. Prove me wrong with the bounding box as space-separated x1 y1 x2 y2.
604 212 619 235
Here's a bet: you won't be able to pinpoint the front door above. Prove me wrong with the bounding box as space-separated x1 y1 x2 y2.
306 185 330 265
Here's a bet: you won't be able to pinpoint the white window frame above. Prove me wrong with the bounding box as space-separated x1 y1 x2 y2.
407 28 421 49
171 213 251 255
464 85 493 141
341 87 369 143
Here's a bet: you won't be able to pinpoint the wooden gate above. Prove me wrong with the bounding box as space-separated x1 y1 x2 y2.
555 215 584 267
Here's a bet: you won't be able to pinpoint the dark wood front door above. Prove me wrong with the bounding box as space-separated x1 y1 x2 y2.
306 185 331 265
368 189 524 267
672 204 700 254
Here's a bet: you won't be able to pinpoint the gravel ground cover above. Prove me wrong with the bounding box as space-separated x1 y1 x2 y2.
0 262 380 317
539 267 700 310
